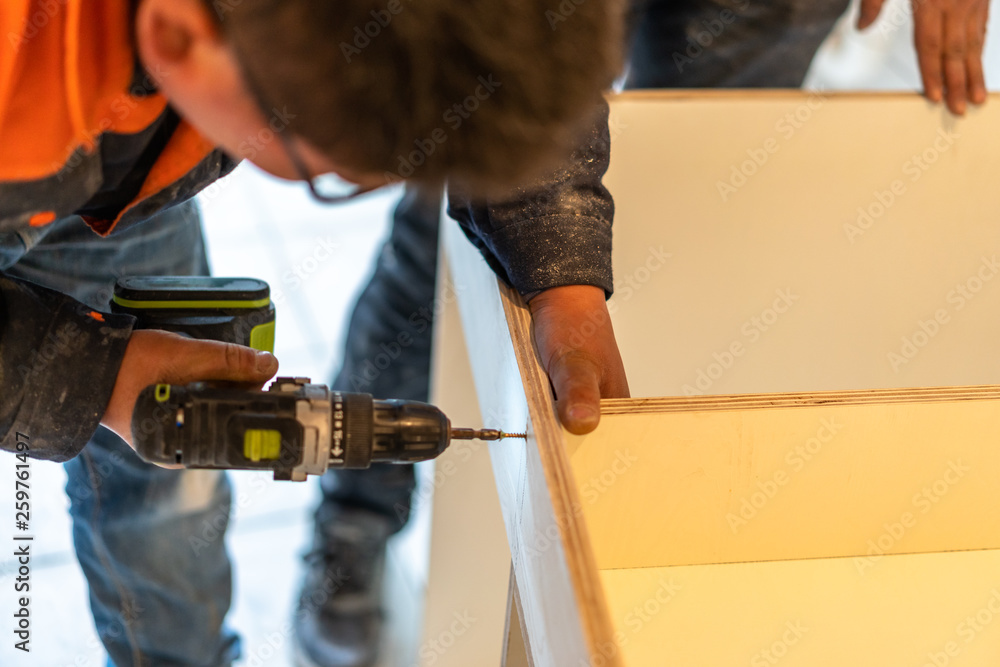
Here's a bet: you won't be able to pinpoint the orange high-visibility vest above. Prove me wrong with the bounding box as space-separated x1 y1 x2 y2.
0 0 226 235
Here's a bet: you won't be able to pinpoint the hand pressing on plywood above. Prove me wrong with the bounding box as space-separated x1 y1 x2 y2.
528 285 630 435
858 0 989 116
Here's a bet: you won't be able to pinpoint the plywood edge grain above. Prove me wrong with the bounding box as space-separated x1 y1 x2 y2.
607 89 1000 102
569 396 1000 570
498 280 622 667
599 384 1000 414
443 216 621 666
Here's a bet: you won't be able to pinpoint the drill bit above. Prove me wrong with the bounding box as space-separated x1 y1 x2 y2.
450 427 526 441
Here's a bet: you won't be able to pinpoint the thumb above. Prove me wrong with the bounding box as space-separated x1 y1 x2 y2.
162 337 279 386
103 330 279 450
857 0 886 29
548 350 602 435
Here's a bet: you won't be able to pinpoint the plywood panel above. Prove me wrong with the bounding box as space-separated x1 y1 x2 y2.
603 91 1000 398
600 549 1000 667
568 387 1000 570
444 91 1000 666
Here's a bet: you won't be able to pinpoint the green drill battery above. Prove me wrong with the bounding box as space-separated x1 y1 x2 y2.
110 276 276 352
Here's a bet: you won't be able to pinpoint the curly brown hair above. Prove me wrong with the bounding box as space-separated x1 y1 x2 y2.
211 0 623 194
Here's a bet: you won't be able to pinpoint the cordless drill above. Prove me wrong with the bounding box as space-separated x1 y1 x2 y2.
112 276 523 481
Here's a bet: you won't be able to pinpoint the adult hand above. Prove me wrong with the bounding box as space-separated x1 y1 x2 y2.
102 329 279 449
858 0 989 115
528 285 630 435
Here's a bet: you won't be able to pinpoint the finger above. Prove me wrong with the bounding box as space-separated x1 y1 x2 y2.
165 338 278 385
943 11 969 114
858 0 887 29
600 367 631 400
549 350 603 435
965 2 989 104
913 5 944 103
597 348 631 400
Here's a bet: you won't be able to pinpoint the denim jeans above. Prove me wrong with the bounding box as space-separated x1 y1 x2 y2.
2 203 241 667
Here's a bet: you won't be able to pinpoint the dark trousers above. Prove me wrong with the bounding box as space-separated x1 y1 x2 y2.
320 187 440 531
626 0 850 88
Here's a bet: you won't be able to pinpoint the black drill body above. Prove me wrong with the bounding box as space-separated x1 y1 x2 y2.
132 379 453 481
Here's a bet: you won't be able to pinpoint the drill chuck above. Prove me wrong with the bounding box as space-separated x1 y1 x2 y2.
132 378 452 481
